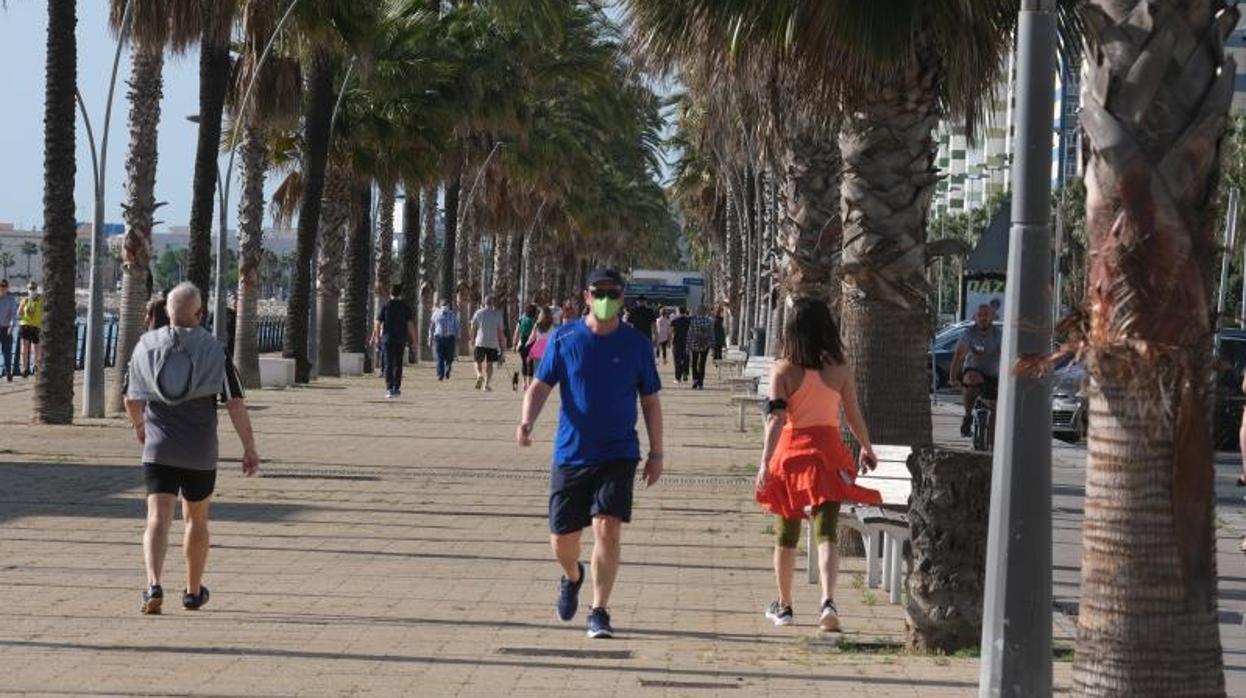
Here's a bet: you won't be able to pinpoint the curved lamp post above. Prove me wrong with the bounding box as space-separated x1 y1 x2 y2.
77 0 132 418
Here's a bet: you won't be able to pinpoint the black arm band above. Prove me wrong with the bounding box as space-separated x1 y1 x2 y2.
766 399 788 414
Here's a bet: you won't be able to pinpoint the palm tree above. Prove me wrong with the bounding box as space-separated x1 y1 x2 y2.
107 0 200 413
0 250 14 280
373 184 395 319
340 179 371 369
314 159 351 376
185 0 237 299
36 0 78 425
1071 1 1236 692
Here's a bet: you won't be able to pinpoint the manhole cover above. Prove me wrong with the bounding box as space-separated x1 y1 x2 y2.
496 647 632 660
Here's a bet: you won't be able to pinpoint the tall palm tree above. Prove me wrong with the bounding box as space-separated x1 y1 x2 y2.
1072 1 1236 692
107 0 201 413
185 0 238 300
314 159 351 376
20 241 38 280
341 179 371 367
36 0 78 424
373 184 395 316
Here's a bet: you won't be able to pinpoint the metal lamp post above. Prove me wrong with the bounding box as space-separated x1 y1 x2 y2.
77 0 132 418
979 1 1057 695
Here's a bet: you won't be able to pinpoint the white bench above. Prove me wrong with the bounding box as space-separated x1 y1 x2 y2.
728 356 776 431
716 349 748 380
807 445 912 606
258 357 295 388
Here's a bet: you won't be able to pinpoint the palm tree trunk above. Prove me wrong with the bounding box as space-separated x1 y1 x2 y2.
399 189 420 363
316 163 351 377
778 118 842 309
1072 2 1234 693
838 60 939 447
283 48 334 383
35 0 77 425
108 44 164 413
185 27 232 301
373 184 395 318
233 124 267 389
419 185 437 359
724 181 741 344
440 169 461 311
341 180 371 359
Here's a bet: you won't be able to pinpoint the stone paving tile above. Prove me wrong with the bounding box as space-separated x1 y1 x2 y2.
0 365 1077 696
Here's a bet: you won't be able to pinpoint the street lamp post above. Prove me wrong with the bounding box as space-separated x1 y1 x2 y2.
979 1 1057 695
76 0 132 418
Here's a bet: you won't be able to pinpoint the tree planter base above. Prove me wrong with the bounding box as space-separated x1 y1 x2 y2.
905 446 992 653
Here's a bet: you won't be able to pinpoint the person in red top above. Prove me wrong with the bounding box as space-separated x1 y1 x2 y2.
754 298 879 632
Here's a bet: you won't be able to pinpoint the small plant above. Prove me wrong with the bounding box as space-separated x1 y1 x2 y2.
862 591 879 606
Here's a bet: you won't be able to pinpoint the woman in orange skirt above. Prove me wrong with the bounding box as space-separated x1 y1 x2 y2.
755 298 880 632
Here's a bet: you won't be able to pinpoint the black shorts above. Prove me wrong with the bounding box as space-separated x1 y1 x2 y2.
144 463 216 502
963 368 999 400
19 326 39 344
474 347 500 364
549 460 638 534
518 343 533 376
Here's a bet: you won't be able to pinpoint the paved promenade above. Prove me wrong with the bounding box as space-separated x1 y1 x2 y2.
0 360 1239 695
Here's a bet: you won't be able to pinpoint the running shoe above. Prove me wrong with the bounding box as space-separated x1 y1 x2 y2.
475 376 484 390
140 584 163 615
385 390 394 399
392 389 401 398
765 600 794 626
556 561 585 622
182 585 210 610
586 607 614 639
819 599 841 632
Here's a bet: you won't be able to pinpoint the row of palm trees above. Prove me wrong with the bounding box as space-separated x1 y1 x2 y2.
630 0 1238 693
33 0 676 414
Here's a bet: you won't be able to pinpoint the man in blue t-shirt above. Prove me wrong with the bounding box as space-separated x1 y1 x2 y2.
517 268 664 639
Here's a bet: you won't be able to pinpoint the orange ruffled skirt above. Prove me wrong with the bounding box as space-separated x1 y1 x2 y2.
755 426 882 520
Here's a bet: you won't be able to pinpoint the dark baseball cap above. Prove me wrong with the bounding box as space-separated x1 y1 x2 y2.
586 268 624 288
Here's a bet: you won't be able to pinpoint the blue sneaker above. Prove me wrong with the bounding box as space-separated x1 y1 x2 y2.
586 607 613 639
556 561 585 622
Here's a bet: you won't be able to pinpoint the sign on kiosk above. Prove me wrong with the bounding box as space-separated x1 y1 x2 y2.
962 275 1005 322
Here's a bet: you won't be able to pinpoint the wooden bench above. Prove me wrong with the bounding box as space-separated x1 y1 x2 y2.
806 445 912 606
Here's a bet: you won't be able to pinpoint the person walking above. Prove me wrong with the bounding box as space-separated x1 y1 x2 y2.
123 282 260 615
513 304 539 391
687 306 715 390
949 304 1002 437
428 298 460 381
471 295 507 391
17 281 44 378
655 308 671 365
526 308 555 373
754 298 880 632
625 295 656 346
517 268 664 639
670 306 691 383
0 280 17 381
373 284 419 399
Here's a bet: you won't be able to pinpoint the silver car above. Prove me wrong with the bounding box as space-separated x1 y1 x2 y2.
1052 361 1087 443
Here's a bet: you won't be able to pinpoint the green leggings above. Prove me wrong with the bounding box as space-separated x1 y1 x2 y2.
776 501 840 549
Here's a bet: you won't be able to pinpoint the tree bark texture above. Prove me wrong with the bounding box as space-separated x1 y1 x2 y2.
838 61 939 447
315 163 351 378
373 184 395 315
233 124 267 389
35 0 77 424
341 180 371 357
108 45 164 413
1073 2 1236 694
419 186 437 361
400 191 420 364
440 171 461 309
283 49 334 383
779 118 842 309
185 34 231 301
904 446 993 653
724 183 741 344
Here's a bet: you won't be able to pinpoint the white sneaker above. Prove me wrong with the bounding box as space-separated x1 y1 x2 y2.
819 599 841 632
765 601 794 626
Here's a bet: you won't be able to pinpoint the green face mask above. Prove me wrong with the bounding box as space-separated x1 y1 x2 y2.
592 297 623 321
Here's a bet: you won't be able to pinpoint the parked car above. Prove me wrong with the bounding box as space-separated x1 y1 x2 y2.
1051 360 1087 443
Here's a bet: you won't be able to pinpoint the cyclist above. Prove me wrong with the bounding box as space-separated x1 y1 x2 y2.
950 304 1002 438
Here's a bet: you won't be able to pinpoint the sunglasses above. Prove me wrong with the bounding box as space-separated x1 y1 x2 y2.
590 288 622 300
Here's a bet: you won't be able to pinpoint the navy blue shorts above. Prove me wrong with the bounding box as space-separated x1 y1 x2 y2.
549 460 639 534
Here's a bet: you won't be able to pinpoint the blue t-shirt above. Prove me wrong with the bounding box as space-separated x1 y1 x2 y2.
535 320 662 467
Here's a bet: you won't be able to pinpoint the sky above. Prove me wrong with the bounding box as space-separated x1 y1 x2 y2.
0 2 271 234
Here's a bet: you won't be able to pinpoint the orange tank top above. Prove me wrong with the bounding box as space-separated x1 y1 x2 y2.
786 367 842 429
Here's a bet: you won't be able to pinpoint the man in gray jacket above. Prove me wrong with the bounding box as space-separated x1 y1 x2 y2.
124 283 260 614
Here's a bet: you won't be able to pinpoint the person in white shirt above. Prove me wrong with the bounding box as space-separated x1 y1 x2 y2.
655 308 672 365
470 295 507 391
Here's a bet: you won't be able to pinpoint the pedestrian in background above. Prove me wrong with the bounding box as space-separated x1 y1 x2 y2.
428 298 460 381
0 280 17 381
671 306 691 384
655 308 671 364
471 295 507 392
374 284 419 399
17 281 43 378
687 306 715 390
